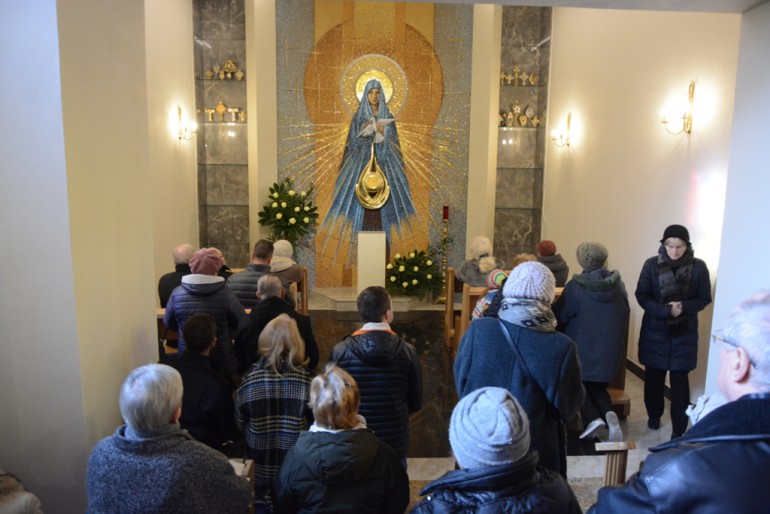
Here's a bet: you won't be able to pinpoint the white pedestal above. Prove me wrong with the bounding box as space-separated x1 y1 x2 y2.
357 232 386 294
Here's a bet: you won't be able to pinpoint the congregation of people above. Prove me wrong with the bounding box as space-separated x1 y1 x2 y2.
75 226 770 514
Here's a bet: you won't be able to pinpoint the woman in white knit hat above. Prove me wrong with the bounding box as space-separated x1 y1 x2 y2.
454 261 585 477
412 387 581 513
270 239 304 284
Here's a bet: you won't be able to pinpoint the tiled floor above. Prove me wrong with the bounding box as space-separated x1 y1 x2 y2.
308 293 673 483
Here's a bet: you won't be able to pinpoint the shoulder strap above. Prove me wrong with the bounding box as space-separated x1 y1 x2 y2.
497 319 548 404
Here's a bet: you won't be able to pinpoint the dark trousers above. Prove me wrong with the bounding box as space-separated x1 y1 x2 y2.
580 381 613 425
644 367 690 436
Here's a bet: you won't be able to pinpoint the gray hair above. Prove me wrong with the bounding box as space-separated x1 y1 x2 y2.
257 274 284 299
724 290 770 390
119 364 183 430
172 244 194 265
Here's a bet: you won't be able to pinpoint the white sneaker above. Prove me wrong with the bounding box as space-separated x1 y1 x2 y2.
606 411 623 442
579 418 606 439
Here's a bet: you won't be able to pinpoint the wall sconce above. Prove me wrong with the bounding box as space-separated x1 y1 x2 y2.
661 81 695 135
178 105 197 140
551 112 571 147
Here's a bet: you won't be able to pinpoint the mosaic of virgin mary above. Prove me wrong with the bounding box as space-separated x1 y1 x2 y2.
322 78 416 246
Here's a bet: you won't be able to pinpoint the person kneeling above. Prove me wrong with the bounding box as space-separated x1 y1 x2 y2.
412 387 582 513
274 364 409 514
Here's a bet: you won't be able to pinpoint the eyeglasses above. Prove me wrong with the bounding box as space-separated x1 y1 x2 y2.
712 330 757 368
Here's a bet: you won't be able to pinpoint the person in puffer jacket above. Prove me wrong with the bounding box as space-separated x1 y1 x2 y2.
329 286 423 464
553 242 629 442
164 247 249 385
412 387 582 514
275 364 409 514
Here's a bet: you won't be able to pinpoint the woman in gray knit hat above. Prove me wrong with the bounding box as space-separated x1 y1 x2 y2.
412 387 581 513
553 242 630 442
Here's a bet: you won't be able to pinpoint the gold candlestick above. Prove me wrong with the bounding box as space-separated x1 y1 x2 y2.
435 211 449 304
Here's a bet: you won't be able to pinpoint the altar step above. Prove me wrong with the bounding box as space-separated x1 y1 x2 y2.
309 287 444 315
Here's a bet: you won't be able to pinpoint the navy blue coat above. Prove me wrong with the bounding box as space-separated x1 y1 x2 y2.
588 394 770 514
454 318 584 476
553 269 630 382
164 276 249 377
635 251 711 372
330 330 423 463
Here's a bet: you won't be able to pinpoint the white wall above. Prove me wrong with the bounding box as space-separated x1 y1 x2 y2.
705 1 770 394
0 2 89 511
0 0 176 510
146 0 199 301
247 0 279 246
544 8 740 398
466 4 502 254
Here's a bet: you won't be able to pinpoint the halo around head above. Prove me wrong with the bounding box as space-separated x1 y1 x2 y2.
341 54 407 116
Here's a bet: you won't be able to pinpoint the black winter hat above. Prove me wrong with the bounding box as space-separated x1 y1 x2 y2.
660 224 690 244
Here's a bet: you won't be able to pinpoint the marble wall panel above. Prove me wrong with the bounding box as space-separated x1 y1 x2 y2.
202 123 247 164
198 205 209 245
205 205 249 245
495 167 543 209
501 6 550 47
193 0 202 38
199 0 245 41
497 128 539 168
197 163 208 205
493 207 541 264
216 242 249 269
204 164 248 205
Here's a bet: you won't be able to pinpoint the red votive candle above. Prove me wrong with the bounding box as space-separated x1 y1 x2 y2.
443 205 449 220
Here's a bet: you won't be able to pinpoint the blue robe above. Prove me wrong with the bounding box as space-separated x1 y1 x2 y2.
323 79 415 251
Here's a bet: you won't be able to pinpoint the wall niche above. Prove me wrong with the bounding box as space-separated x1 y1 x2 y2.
193 0 249 268
494 6 551 265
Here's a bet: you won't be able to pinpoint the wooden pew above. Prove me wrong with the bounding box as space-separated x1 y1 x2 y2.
457 283 489 347
294 266 308 315
608 329 632 417
443 267 467 357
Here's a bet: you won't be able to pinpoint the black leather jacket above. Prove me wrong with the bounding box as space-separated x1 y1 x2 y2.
411 452 582 513
588 393 770 513
329 330 422 462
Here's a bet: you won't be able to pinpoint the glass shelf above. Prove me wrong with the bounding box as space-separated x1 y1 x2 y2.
499 84 545 88
197 78 246 82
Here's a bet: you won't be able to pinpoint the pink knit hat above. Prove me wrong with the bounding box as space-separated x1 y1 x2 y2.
189 248 223 276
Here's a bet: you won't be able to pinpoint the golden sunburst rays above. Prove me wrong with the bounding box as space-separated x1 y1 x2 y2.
278 123 348 193
396 122 467 234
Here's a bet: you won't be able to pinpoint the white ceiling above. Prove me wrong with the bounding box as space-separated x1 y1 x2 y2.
398 0 766 14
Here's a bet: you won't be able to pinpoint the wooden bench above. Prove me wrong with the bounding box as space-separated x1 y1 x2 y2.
443 267 468 357
294 265 308 315
595 441 636 486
